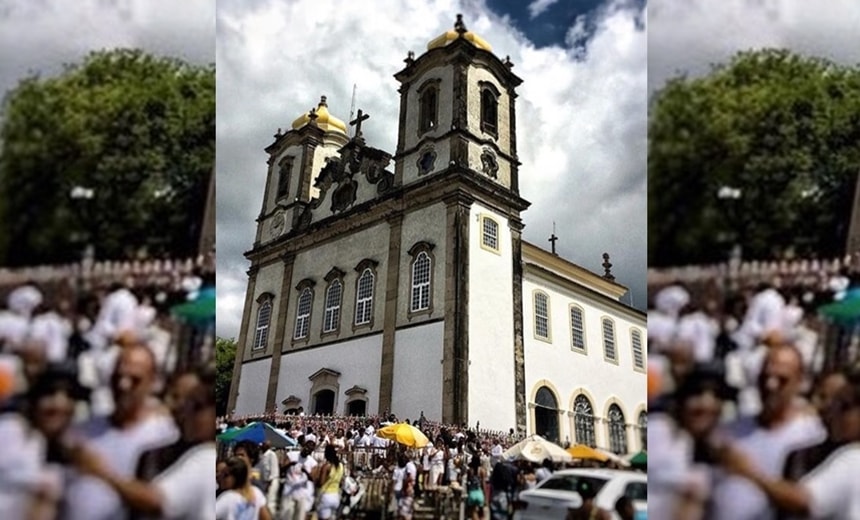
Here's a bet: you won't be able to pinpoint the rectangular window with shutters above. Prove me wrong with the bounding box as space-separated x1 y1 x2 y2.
534 291 550 341
570 305 586 353
602 317 617 362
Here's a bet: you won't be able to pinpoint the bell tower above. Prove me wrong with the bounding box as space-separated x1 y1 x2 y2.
393 14 523 193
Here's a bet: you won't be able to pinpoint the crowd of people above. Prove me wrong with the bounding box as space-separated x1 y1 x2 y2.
0 258 216 520
216 411 644 520
647 259 860 520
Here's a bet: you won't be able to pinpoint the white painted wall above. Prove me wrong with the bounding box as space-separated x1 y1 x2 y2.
522 274 647 452
234 357 272 417
391 321 444 422
400 66 454 186
467 203 516 431
275 333 383 415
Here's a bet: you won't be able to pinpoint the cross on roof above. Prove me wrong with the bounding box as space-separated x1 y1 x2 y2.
349 108 370 138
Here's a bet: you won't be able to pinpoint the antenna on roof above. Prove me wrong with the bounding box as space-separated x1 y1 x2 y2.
348 84 357 138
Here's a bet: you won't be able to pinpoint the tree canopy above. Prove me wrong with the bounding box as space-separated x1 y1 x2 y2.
649 49 860 267
0 48 214 266
215 336 237 417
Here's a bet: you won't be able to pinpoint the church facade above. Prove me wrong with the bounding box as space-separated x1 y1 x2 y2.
227 16 646 453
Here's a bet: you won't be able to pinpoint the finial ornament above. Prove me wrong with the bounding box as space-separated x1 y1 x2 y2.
308 107 318 122
404 50 415 66
602 253 615 281
319 95 328 106
454 13 467 35
504 55 514 68
349 108 370 139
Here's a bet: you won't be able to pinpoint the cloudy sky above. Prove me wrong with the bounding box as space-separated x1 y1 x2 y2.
216 0 648 339
0 0 214 101
649 0 860 93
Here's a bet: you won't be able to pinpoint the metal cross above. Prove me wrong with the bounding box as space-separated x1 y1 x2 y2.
349 109 370 138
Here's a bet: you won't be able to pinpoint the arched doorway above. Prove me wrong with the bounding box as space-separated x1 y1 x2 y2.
313 389 335 415
534 386 560 443
573 395 596 447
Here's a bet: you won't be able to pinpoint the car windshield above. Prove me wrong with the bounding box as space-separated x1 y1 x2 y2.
537 475 608 494
624 481 647 501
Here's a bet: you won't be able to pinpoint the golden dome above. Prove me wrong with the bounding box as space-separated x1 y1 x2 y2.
291 96 347 134
427 14 492 53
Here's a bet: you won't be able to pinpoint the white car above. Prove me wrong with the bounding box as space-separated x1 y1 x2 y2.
512 468 647 520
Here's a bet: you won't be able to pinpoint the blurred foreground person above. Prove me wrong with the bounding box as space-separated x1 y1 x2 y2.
719 380 860 519
708 345 826 520
61 344 178 520
0 363 88 520
648 363 736 520
69 362 217 519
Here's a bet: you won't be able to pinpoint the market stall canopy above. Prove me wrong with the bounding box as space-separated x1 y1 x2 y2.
216 421 297 448
503 434 573 463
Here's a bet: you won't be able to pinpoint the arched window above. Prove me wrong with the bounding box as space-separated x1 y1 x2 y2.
354 268 375 326
323 279 343 333
608 404 627 454
252 298 272 351
570 305 586 352
602 318 617 362
534 291 550 340
408 242 435 314
534 386 559 443
574 395 596 447
638 411 647 451
481 216 499 252
293 287 313 340
418 80 440 134
631 329 644 370
479 82 500 137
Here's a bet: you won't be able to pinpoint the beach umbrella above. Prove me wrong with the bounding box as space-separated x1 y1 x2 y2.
502 434 572 463
170 289 216 325
596 449 631 467
217 421 297 448
628 450 647 467
376 423 430 448
566 444 609 462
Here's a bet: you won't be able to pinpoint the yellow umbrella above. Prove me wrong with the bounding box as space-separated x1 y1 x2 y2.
376 423 430 448
566 444 609 462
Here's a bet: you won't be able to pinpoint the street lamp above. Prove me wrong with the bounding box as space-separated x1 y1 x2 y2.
717 185 743 265
69 185 96 265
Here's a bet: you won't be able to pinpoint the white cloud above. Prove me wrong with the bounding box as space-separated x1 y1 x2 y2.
528 0 560 19
0 0 214 99
216 0 647 339
649 0 860 93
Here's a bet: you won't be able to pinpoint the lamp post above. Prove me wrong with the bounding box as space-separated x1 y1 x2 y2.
717 185 743 265
69 185 96 276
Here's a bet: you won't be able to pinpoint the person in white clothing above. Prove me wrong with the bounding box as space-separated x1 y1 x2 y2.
61 344 179 520
70 364 217 519
216 456 270 520
720 381 860 520
708 345 826 520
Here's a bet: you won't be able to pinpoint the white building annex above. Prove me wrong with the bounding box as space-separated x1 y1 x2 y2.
227 15 647 453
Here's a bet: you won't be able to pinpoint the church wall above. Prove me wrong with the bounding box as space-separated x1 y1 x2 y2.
391 321 444 421
522 275 647 452
234 357 272 416
242 261 287 362
466 203 516 431
401 139 452 187
308 140 346 200
396 202 448 326
287 222 390 350
466 141 511 187
275 333 383 415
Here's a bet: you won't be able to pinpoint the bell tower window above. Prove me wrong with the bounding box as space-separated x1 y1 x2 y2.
276 156 294 200
479 82 500 139
418 79 441 135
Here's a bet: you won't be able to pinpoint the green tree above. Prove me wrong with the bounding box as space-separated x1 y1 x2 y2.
0 48 214 266
649 49 860 267
215 336 238 417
